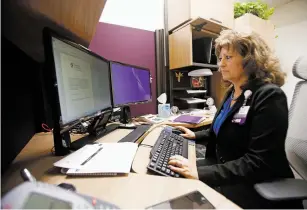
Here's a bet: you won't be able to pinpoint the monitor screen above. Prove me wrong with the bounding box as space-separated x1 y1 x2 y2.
51 37 112 125
111 62 151 106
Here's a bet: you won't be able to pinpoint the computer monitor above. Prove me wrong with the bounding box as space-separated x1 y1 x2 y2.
110 61 152 107
43 28 115 155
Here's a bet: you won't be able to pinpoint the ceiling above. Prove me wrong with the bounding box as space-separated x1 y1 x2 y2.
236 0 294 8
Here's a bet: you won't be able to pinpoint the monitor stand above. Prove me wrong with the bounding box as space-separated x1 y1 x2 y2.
70 110 118 151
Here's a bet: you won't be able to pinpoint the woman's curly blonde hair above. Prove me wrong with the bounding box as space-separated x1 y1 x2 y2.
215 30 285 87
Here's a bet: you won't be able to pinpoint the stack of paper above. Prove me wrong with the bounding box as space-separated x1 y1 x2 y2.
54 143 138 176
138 114 166 124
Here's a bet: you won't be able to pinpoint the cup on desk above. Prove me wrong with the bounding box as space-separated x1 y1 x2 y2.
158 104 171 118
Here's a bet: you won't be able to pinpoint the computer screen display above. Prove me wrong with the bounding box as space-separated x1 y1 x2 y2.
51 37 112 125
111 62 151 106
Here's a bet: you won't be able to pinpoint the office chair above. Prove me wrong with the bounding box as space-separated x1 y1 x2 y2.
254 56 307 208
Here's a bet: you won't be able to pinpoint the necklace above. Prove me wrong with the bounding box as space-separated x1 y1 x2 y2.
231 91 240 101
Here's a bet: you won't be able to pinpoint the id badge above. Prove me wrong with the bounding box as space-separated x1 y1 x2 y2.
232 106 250 125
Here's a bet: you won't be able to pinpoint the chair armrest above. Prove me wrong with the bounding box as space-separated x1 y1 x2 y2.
254 178 307 201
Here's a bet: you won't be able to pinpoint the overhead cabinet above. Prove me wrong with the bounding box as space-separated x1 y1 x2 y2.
167 0 234 32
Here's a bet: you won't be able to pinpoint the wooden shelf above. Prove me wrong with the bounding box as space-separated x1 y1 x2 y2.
172 17 226 36
167 1 234 108
167 0 234 32
170 63 218 71
169 23 220 70
174 97 207 104
173 87 206 91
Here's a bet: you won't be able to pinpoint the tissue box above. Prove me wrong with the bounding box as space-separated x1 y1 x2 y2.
158 104 171 118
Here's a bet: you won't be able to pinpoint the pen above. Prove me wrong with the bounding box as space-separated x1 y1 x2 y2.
81 147 103 165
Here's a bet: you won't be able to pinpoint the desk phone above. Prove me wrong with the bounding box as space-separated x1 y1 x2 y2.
2 168 119 209
1 181 119 209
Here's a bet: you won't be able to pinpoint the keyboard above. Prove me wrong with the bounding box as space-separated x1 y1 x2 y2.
118 124 151 143
147 127 188 177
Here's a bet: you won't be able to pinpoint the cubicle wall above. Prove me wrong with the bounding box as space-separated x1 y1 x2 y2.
2 38 41 173
89 22 157 116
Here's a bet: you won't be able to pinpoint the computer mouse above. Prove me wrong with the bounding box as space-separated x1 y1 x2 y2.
58 183 77 192
172 129 183 135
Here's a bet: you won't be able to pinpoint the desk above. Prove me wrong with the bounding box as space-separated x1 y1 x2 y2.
2 128 240 209
135 114 214 129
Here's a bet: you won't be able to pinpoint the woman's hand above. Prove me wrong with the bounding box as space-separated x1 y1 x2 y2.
174 126 196 139
168 155 198 179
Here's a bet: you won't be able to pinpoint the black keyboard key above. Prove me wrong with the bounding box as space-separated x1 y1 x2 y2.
147 127 189 178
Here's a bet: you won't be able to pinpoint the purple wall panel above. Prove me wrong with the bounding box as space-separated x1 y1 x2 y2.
89 22 157 116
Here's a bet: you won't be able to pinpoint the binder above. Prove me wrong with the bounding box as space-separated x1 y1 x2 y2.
173 115 205 124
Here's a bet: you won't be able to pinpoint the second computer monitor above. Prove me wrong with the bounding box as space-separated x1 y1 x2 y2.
110 62 152 106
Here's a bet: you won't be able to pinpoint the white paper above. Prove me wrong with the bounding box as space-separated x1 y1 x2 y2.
60 53 94 119
53 143 138 173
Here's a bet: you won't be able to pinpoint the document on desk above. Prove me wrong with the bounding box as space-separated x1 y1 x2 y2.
53 143 138 175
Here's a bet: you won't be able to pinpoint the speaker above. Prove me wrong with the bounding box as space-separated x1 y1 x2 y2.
120 106 131 124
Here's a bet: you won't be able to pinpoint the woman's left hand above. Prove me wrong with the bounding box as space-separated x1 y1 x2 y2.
168 155 198 179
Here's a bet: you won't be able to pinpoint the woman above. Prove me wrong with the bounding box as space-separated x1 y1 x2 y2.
168 30 301 209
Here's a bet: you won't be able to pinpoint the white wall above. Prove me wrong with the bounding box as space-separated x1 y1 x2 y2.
99 0 164 31
270 0 307 106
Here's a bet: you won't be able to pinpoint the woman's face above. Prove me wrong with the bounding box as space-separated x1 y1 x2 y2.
218 46 246 84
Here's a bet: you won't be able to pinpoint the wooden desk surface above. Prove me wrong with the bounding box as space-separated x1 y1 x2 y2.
1 129 240 209
40 173 239 209
135 114 214 129
1 130 132 194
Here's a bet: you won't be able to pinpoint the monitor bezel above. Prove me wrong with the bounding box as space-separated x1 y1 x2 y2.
110 61 152 107
43 28 114 128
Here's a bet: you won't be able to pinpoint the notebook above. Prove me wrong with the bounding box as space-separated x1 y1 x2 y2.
173 115 205 124
54 143 138 176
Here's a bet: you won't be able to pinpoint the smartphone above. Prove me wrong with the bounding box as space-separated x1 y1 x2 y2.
145 190 215 209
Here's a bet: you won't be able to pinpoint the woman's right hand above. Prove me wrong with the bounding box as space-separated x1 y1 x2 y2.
174 126 196 139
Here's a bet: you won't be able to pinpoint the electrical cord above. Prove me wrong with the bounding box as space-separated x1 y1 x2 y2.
70 119 93 134
42 123 53 132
